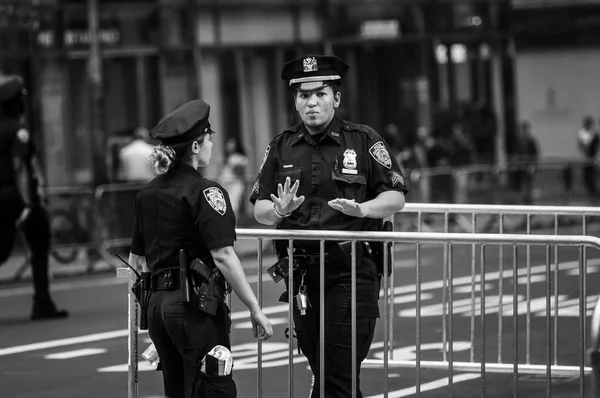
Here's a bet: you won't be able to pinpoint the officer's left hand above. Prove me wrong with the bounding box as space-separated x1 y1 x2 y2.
327 198 367 218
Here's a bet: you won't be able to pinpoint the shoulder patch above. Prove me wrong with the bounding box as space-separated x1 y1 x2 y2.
369 141 392 169
391 171 404 187
203 187 227 216
259 145 270 172
16 128 30 143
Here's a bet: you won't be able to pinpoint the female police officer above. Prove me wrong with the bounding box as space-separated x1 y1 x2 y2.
127 100 273 398
251 54 408 397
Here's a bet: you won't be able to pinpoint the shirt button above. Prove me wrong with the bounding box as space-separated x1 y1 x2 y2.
315 146 319 150
315 167 319 171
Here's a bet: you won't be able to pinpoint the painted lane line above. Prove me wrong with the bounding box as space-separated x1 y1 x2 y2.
0 330 134 357
45 348 107 359
0 278 127 297
365 373 480 398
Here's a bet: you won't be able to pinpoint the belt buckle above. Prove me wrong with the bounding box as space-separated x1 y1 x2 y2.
163 270 173 289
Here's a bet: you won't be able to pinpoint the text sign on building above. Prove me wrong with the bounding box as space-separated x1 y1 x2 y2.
37 29 121 49
360 20 400 39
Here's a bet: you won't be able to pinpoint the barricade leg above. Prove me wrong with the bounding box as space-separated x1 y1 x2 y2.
588 350 600 397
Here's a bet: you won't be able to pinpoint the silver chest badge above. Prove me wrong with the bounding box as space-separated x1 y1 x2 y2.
203 187 227 216
342 149 358 174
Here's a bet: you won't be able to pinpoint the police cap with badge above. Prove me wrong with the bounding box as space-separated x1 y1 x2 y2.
151 99 213 146
0 74 25 103
281 54 349 91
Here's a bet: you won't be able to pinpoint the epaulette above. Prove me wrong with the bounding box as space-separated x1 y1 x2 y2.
341 120 377 136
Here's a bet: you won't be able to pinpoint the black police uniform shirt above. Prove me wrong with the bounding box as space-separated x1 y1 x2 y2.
0 115 35 186
250 116 409 249
130 162 236 275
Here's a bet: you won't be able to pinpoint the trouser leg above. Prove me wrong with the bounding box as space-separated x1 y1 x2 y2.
21 206 52 302
294 282 377 398
152 290 236 398
0 222 16 265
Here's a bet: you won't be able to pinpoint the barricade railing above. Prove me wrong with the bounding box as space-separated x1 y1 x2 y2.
119 229 600 398
13 186 95 280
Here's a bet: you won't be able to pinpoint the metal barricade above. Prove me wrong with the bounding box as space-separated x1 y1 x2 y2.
12 186 95 281
118 228 600 398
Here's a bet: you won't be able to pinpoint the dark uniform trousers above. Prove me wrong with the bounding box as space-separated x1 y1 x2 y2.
283 246 380 398
147 289 237 398
0 184 53 305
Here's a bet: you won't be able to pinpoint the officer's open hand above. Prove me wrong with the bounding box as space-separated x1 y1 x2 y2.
328 198 367 218
250 310 273 341
270 177 305 215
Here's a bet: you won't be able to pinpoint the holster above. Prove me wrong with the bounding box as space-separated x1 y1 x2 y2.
190 258 229 316
371 221 393 277
132 272 152 330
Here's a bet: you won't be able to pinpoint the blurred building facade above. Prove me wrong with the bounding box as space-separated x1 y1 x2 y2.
0 0 598 187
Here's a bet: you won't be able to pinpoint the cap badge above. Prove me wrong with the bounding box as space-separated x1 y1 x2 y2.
303 57 318 73
203 187 227 216
391 171 404 187
369 141 392 169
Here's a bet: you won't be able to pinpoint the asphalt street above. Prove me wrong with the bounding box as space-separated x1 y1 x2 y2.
1 231 600 398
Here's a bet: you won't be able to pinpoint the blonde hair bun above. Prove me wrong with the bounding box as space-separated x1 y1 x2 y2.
150 145 176 174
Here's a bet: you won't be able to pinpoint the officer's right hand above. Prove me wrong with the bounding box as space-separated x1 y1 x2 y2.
15 206 31 227
250 310 273 341
270 177 305 215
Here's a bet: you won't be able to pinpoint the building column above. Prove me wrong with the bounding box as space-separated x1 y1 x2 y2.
199 51 224 179
39 57 69 186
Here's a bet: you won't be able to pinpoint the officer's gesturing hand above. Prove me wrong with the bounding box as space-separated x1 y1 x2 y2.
250 310 273 341
270 176 305 216
327 198 367 218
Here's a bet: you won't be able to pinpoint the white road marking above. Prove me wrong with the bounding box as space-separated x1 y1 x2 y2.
366 373 480 398
45 348 107 359
0 278 126 297
0 330 133 357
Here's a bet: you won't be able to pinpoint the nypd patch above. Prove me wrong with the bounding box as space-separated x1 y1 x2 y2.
252 180 260 195
369 141 392 169
391 171 404 187
17 128 30 144
203 187 227 216
259 145 270 172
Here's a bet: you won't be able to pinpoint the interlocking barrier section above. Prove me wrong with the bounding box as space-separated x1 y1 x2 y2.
118 229 600 398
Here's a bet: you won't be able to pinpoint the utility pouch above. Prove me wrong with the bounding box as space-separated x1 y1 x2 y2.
190 259 228 316
267 256 302 283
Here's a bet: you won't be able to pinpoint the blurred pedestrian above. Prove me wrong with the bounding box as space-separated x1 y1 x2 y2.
413 126 450 203
118 126 155 183
0 74 68 320
514 121 539 204
448 123 475 204
128 100 273 398
577 116 599 199
218 138 248 219
251 54 408 397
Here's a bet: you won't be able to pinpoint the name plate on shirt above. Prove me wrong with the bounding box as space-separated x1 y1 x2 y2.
342 168 358 175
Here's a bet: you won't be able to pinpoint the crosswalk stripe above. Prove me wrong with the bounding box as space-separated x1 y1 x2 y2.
45 348 107 359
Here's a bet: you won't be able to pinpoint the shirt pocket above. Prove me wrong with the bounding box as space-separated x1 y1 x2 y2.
331 170 367 201
275 167 302 186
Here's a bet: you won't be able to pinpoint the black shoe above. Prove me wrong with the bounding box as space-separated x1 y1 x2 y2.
31 306 69 321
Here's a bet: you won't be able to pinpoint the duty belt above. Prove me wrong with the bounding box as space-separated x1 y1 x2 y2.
153 269 181 291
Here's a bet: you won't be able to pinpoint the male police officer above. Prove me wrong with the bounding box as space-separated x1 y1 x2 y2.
251 54 408 397
0 74 68 320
